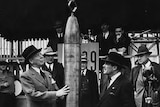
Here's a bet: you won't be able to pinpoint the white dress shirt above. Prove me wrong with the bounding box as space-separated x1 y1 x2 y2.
108 72 121 88
45 63 54 71
32 66 41 75
81 69 87 76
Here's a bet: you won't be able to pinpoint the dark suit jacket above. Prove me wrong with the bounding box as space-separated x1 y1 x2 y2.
42 61 65 89
20 67 58 107
97 74 136 107
96 32 114 56
112 33 131 55
80 69 99 107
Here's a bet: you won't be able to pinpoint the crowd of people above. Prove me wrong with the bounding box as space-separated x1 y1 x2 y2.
0 21 160 107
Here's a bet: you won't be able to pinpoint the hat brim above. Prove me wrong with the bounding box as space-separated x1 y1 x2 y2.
25 48 42 64
44 52 57 56
102 59 124 68
135 52 152 56
81 60 88 62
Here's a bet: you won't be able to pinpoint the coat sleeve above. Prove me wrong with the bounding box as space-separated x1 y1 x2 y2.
20 73 57 101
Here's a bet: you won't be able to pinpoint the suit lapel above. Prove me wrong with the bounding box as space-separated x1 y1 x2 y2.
100 74 123 101
29 68 47 87
99 76 110 99
133 66 141 87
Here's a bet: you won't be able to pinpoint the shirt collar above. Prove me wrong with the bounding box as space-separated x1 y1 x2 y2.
45 63 53 69
142 60 151 69
81 69 87 75
109 72 121 87
32 66 41 75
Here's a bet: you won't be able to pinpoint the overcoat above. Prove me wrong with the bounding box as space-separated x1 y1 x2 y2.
97 74 136 107
20 67 58 107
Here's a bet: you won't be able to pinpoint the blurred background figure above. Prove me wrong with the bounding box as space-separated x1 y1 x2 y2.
96 23 114 56
0 61 16 107
42 46 65 107
109 27 131 55
47 20 64 52
80 54 99 107
54 20 64 43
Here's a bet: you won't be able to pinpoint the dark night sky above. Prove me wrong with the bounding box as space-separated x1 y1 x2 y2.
0 0 160 40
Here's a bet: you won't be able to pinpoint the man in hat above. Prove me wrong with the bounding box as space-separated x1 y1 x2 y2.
130 44 160 107
20 45 70 107
0 61 16 107
42 46 65 107
47 20 64 52
97 52 136 107
80 54 99 107
42 46 64 89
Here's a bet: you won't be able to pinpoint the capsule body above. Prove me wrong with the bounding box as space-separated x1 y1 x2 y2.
64 14 80 107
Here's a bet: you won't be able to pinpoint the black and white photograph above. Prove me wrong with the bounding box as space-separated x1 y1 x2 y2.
0 0 160 107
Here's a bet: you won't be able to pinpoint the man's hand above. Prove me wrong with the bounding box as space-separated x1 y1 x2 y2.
56 85 70 97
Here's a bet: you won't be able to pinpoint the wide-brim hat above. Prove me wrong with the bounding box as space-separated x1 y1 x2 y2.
102 52 124 68
81 54 88 62
22 45 41 64
81 58 88 62
135 45 152 56
43 47 57 56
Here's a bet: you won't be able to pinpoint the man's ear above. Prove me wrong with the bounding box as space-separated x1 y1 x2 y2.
29 59 33 64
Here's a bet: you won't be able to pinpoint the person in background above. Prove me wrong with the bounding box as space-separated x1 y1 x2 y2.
47 20 64 52
130 44 160 107
96 23 114 93
0 61 16 107
110 27 131 55
20 45 70 107
42 46 65 107
98 52 136 107
80 54 99 107
54 20 64 43
96 23 114 56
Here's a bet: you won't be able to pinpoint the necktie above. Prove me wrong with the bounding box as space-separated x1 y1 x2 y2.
48 64 52 71
40 70 45 79
81 70 85 76
107 76 111 88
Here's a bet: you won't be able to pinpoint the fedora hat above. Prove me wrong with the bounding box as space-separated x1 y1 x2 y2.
102 52 124 68
81 54 88 62
43 47 57 56
135 45 152 56
22 45 42 64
